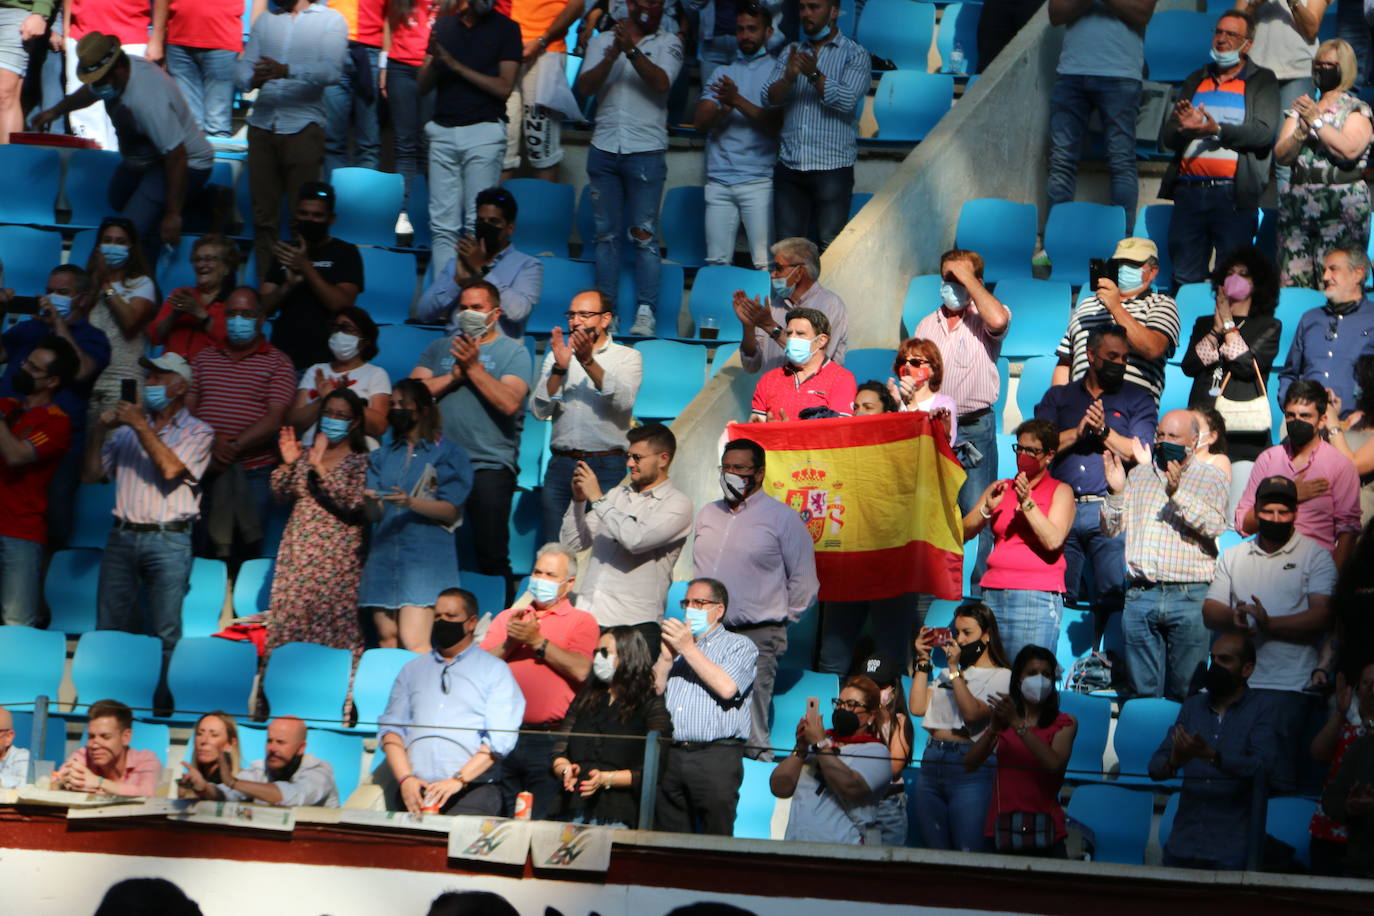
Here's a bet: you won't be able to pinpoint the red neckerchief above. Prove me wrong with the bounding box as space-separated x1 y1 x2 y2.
827 730 883 746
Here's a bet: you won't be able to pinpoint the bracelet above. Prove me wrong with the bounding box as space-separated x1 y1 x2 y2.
978 505 992 520
550 365 569 376
602 770 613 789
916 660 933 674
626 46 642 60
399 773 416 787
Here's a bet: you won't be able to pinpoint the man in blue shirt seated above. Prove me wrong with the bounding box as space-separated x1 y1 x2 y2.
379 587 526 815
212 716 340 808
1148 632 1277 870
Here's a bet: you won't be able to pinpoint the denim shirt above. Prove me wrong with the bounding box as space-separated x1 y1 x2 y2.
413 246 544 338
366 436 472 552
702 50 780 185
1277 298 1374 416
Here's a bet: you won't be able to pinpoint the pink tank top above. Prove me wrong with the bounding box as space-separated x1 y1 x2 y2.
979 472 1066 593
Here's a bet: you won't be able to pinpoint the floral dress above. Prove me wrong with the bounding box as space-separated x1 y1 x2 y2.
1278 93 1374 289
265 453 370 655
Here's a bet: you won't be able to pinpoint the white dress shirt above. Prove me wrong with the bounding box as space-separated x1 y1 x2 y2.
586 29 685 154
530 338 643 451
237 2 349 134
221 753 340 807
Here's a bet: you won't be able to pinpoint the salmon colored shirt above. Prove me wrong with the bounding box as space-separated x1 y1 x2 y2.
63 746 163 797
480 598 600 725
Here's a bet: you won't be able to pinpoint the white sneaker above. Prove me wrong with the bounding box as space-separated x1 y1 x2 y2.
395 211 414 237
629 304 656 337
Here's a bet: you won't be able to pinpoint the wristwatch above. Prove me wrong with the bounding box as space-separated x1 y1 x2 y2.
949 668 964 680
1311 117 1326 132
1222 320 1236 332
549 365 569 376
767 325 783 340
535 639 549 659
805 68 821 84
626 46 643 60
1014 724 1028 737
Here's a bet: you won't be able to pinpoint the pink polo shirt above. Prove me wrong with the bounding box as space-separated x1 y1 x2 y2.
481 597 600 726
750 359 858 421
62 746 162 797
1235 440 1361 551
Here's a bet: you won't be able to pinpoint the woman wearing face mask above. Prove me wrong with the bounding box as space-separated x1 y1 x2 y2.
909 603 1012 851
265 389 372 656
852 653 915 846
550 628 670 827
1190 406 1233 485
147 235 239 359
963 645 1077 857
177 712 241 800
885 338 957 442
1309 662 1374 874
963 418 1074 662
771 676 895 845
1274 39 1373 290
286 306 391 443
1325 355 1374 525
359 379 474 652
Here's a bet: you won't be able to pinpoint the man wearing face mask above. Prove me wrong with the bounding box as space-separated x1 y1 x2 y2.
86 353 213 667
1148 633 1278 870
1236 380 1361 569
734 237 849 375
1101 409 1230 700
1159 11 1279 290
219 716 339 807
652 577 758 835
1053 238 1181 405
260 181 365 371
481 543 600 819
749 308 857 421
0 337 76 626
1277 248 1374 420
415 187 544 340
692 438 818 761
1035 325 1157 624
380 588 526 815
1205 474 1336 794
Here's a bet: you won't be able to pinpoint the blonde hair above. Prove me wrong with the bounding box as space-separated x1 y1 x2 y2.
1316 39 1359 94
178 712 241 798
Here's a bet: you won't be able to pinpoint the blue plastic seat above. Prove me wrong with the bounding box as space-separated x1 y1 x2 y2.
503 177 574 258
237 722 267 766
1015 355 1060 421
182 558 229 638
709 342 740 377
0 626 67 708
1266 796 1317 867
686 265 768 343
1140 203 1176 288
517 417 550 490
1275 286 1324 361
351 648 418 729
1174 282 1213 336
1158 361 1195 415
44 547 103 634
615 261 685 336
994 279 1074 359
373 324 443 385
1059 691 1112 784
69 631 163 712
575 184 596 254
464 571 510 619
305 728 365 802
67 228 96 268
64 149 124 228
956 199 1036 282
1113 696 1182 786
0 145 61 225
770 669 839 755
262 642 353 727
901 274 942 337
165 637 256 720
507 488 542 575
329 167 403 247
733 757 777 839
128 720 172 767
1056 607 1096 677
778 601 820 669
935 2 981 74
408 173 432 249
1065 784 1154 863
357 246 418 325
660 185 707 267
630 340 707 419
844 347 898 386
857 0 936 71
1144 12 1212 82
1044 202 1127 288
156 236 198 293
663 580 688 622
849 192 873 221
0 226 63 295
232 557 275 618
1158 790 1180 847
9 709 67 764
527 257 596 334
871 71 953 142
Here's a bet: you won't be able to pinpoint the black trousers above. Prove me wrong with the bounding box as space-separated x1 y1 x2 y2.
498 730 561 820
654 741 744 836
465 467 516 599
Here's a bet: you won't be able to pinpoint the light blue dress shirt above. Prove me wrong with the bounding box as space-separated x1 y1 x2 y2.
414 245 544 338
702 50 780 185
237 2 349 134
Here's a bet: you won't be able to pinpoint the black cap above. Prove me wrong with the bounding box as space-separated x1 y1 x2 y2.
297 180 335 211
1255 475 1298 508
856 653 899 688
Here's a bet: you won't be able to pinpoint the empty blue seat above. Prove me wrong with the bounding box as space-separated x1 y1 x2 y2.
686 265 768 342
183 558 228 638
956 198 1036 282
166 637 256 720
631 340 707 419
156 236 198 293
1066 784 1154 863
232 557 275 618
1174 282 1213 335
1015 355 1060 420
733 757 777 839
663 580 688 622
1140 203 1175 288
0 626 67 707
1056 607 1096 676
517 417 550 490
503 177 574 257
44 547 103 634
1157 361 1194 415
329 167 403 247
660 185 707 267
351 648 418 729
70 631 163 712
1113 696 1182 786
238 722 267 766
9 709 67 764
262 642 353 727
871 71 953 142
935 2 981 74
306 728 365 802
64 149 123 228
849 192 873 220
464 571 509 619
1059 691 1112 784
407 173 432 249
1044 202 1127 288
0 145 61 225
507 487 542 575
770 669 839 754
615 261 685 336
527 257 596 334
1266 796 1317 867
129 720 172 767
373 324 442 385
357 246 418 325
857 0 936 70
844 347 898 386
994 278 1074 359
67 228 96 268
1144 12 1212 82
709 342 740 377
901 273 942 336
1275 286 1324 360
0 226 63 295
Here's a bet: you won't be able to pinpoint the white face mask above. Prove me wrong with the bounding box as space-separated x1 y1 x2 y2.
719 471 751 501
328 332 360 361
592 652 616 682
1021 673 1054 703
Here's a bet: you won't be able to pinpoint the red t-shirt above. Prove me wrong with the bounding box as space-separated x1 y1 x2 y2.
984 712 1075 840
750 359 857 421
70 0 153 44
146 291 227 361
480 598 600 725
389 0 441 66
189 339 298 470
328 0 385 46
0 399 72 544
167 0 245 53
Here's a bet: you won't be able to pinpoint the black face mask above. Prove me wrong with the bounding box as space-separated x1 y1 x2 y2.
474 221 503 253
831 708 860 738
1313 66 1341 92
431 618 469 650
957 639 986 668
1257 517 1295 545
297 219 328 245
12 369 37 396
1205 663 1240 698
1096 360 1127 392
1286 418 1316 449
266 752 304 783
387 407 416 435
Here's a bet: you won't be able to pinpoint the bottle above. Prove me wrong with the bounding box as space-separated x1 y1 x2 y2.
950 42 966 76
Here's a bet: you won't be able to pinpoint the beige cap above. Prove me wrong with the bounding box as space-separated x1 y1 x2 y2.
1111 238 1158 262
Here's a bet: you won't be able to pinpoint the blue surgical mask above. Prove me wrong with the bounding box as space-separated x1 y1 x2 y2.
47 293 73 318
143 385 168 412
1210 46 1241 68
771 275 795 300
785 337 814 366
528 576 561 606
91 82 121 102
940 282 970 311
226 315 258 345
100 243 130 267
318 416 351 443
1154 440 1189 471
1117 263 1145 291
684 607 711 637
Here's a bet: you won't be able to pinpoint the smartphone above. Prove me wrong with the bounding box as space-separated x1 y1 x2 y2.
3 295 39 315
120 379 138 404
924 627 953 646
1087 258 1108 290
805 696 819 718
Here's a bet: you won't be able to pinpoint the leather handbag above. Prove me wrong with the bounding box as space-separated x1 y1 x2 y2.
1214 357 1271 434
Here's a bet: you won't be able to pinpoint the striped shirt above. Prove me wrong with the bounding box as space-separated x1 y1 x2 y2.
1100 459 1230 583
662 623 758 742
913 304 1009 414
763 32 870 171
190 340 298 470
1056 291 1181 403
237 2 349 134
1179 75 1246 180
101 407 215 524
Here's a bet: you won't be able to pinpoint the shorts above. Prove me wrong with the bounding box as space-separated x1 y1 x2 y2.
0 9 32 78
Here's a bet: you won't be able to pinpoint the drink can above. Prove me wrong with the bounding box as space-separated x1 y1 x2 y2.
514 791 534 820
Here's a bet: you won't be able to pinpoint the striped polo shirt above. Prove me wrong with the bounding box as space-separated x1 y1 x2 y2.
1056 291 1181 403
102 408 215 524
189 339 298 470
1179 74 1247 180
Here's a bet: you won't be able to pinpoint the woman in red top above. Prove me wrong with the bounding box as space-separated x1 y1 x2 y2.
385 0 450 216
146 235 238 360
1310 663 1374 875
964 644 1077 858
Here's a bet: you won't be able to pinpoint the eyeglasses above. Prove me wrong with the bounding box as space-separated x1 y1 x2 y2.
831 698 870 712
720 464 755 474
680 599 722 609
1012 444 1047 457
900 358 931 368
1213 27 1246 41
626 452 652 464
767 262 799 275
565 310 607 320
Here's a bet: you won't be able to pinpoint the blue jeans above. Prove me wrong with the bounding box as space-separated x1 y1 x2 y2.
1167 182 1258 289
957 411 998 596
772 162 854 252
0 535 43 626
705 177 772 270
1339 0 1372 86
915 740 994 851
324 44 381 173
108 161 211 258
386 60 434 213
426 119 507 272
1121 581 1209 701
587 146 666 313
1061 500 1125 614
1047 74 1141 230
1251 688 1317 795
819 593 925 674
541 452 627 544
96 526 194 655
165 44 237 137
982 587 1063 663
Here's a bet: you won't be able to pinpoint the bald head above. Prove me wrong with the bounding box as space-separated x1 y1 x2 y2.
0 707 13 755
265 717 307 770
1156 409 1200 459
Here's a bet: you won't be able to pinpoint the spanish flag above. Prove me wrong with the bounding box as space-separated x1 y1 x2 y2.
726 412 966 601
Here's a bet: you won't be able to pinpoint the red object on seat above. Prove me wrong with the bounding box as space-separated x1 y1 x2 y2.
214 623 268 657
9 132 102 149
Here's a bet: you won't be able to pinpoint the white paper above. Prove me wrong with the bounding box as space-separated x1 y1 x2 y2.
167 800 296 832
448 815 533 865
529 820 615 872
66 799 190 819
333 808 457 835
532 52 585 123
